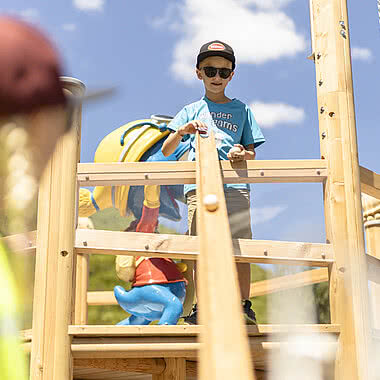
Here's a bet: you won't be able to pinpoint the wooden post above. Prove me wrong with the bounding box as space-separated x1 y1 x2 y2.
30 77 85 380
152 358 186 380
362 194 380 329
195 132 256 380
74 217 93 324
310 1 372 379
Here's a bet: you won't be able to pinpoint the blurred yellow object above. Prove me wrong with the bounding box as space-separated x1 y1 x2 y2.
78 119 169 217
0 239 28 380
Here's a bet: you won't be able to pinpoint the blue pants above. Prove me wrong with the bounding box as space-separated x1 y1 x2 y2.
114 282 186 325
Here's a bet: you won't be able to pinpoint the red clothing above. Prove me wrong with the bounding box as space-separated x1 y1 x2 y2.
133 257 185 287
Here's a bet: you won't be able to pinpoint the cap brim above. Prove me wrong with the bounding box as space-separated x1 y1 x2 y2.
197 51 235 68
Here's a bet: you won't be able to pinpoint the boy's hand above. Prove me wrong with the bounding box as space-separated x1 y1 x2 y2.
178 120 208 136
227 144 245 162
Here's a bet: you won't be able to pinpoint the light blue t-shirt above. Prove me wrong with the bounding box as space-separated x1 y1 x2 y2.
167 96 265 195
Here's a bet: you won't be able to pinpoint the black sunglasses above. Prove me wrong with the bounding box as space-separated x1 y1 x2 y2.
202 66 233 79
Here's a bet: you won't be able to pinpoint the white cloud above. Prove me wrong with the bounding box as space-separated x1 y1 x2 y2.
63 23 77 32
242 0 296 9
351 47 373 62
252 205 287 224
250 101 305 128
73 0 104 12
19 8 40 23
157 0 306 84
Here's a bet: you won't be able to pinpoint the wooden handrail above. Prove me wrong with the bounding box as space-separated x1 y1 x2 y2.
77 159 327 186
360 166 380 201
195 131 256 380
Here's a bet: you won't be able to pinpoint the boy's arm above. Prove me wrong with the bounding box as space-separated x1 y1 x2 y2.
162 120 207 157
227 144 256 162
162 129 186 157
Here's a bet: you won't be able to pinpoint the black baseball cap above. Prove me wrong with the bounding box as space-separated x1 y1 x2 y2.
196 40 235 70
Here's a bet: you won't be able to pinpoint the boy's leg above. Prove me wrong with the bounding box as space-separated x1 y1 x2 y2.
225 189 256 324
187 190 197 236
225 188 253 299
183 191 198 324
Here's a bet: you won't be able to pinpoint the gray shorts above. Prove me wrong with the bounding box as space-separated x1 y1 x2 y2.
186 188 252 239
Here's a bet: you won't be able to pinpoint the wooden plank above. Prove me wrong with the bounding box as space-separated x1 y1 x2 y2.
195 131 255 380
362 194 380 330
360 166 380 201
310 1 372 379
367 254 380 285
68 324 340 337
30 78 85 380
74 253 89 324
1 230 36 254
250 268 329 297
2 229 334 266
74 358 165 375
75 229 333 267
152 358 186 380
70 340 338 361
87 291 117 306
77 159 327 186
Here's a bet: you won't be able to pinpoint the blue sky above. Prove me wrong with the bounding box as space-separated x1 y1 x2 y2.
2 0 380 243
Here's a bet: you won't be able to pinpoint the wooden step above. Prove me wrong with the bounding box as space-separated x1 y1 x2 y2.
22 325 340 380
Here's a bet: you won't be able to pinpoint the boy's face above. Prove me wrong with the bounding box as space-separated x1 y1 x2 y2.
196 56 234 95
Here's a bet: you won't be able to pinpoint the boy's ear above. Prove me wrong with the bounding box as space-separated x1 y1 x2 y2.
196 68 203 80
228 71 235 81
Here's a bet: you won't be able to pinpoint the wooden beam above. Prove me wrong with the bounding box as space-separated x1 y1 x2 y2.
75 229 333 267
250 268 329 297
195 131 255 380
74 252 89 324
30 78 85 380
70 333 339 360
68 324 341 337
310 1 372 379
77 159 327 186
1 230 36 255
360 166 380 200
87 290 117 306
74 357 165 374
152 358 186 380
362 194 380 330
367 254 380 285
3 229 334 267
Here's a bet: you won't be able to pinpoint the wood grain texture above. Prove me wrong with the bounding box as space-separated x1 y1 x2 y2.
195 131 255 380
68 324 341 337
152 358 186 380
310 1 372 379
75 229 333 266
360 166 380 201
74 253 89 324
74 358 165 374
77 159 327 186
362 194 380 329
30 78 85 380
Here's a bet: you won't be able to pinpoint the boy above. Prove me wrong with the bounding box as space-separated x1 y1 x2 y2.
162 40 265 324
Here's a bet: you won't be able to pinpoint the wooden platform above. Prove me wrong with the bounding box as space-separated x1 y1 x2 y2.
21 325 340 379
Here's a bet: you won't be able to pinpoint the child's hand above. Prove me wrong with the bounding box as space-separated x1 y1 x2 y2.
178 120 208 136
227 144 245 161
